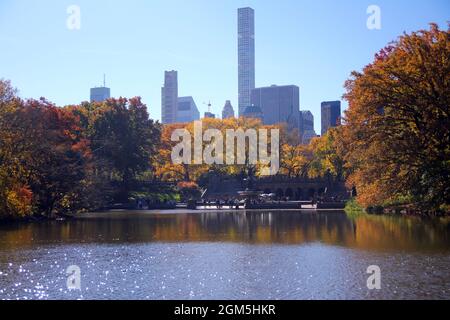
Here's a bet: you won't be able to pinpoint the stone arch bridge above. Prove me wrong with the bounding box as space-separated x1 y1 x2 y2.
203 176 349 201
254 177 348 200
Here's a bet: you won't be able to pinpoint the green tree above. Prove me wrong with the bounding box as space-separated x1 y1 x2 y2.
85 97 161 201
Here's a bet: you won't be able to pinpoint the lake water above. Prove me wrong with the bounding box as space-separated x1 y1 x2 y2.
0 210 449 300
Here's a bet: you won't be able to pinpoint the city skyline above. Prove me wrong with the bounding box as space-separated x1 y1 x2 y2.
0 1 449 303
0 0 449 132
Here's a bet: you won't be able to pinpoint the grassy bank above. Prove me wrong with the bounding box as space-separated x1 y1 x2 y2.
345 198 449 218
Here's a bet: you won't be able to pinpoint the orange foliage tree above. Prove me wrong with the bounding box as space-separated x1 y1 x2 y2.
340 23 449 213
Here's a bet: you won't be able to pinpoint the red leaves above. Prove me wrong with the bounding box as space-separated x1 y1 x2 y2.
15 185 33 204
72 139 92 160
177 181 199 189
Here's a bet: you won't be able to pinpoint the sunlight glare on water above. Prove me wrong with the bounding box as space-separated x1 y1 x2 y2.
0 211 449 300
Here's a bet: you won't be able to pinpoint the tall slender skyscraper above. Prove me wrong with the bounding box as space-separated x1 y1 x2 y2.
161 70 178 124
238 7 255 117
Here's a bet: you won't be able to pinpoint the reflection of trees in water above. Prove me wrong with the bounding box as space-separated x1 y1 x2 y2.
353 215 450 251
0 213 449 252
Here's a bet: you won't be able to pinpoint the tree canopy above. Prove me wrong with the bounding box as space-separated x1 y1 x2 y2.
0 84 161 219
340 23 449 213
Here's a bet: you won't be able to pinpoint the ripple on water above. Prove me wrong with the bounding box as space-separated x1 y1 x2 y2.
0 228 449 299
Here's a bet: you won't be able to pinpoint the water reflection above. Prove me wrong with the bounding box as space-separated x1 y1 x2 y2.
0 211 449 300
0 211 449 253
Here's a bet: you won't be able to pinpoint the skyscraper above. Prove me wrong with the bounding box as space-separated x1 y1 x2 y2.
238 7 255 117
90 75 111 103
176 96 200 123
242 105 263 121
299 110 317 144
321 101 341 135
251 85 300 133
161 70 178 124
204 112 216 119
222 100 235 119
90 87 110 103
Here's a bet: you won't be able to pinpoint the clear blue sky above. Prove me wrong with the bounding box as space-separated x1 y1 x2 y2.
0 0 448 132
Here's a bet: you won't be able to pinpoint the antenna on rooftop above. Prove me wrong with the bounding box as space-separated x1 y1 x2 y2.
203 101 212 113
103 74 106 87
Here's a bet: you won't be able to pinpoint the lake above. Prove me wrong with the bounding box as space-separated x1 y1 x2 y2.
0 210 449 300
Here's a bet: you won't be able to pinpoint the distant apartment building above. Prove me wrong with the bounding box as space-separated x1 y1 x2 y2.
242 105 263 121
321 101 341 135
238 7 255 116
222 100 235 119
303 131 319 145
299 110 317 144
161 70 178 124
176 96 200 123
90 87 110 103
204 112 216 119
250 85 300 133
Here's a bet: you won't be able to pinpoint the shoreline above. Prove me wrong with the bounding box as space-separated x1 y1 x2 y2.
0 208 345 224
1 206 448 224
78 207 346 216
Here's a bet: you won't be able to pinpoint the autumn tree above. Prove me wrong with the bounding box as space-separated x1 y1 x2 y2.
279 143 312 178
153 123 198 182
24 100 92 216
153 117 280 182
177 181 202 201
341 23 449 214
1 80 163 219
0 80 33 219
0 84 91 218
308 128 344 180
